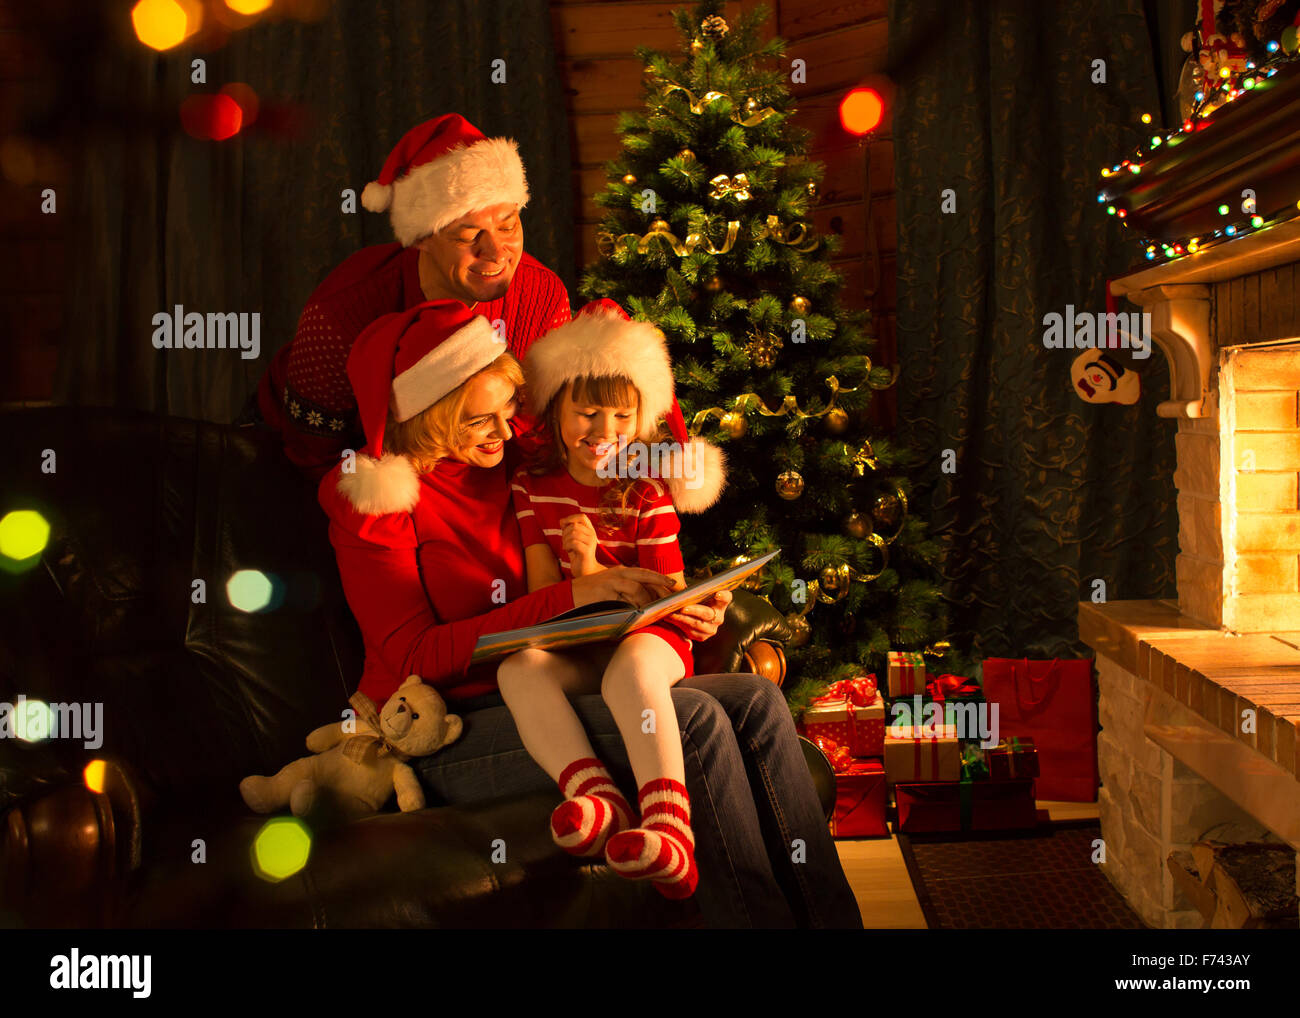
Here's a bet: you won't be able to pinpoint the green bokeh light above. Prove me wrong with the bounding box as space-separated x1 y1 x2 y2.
251 817 312 882
0 510 50 563
227 569 272 612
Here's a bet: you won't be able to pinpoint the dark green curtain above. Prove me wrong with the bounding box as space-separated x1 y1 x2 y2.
888 0 1178 658
55 0 574 425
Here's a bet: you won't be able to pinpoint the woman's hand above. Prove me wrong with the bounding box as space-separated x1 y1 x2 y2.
571 567 676 608
668 588 733 642
559 513 600 576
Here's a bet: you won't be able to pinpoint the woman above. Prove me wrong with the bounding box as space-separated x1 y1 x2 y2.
317 298 863 928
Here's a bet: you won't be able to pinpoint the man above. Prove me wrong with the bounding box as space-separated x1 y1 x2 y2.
246 113 571 479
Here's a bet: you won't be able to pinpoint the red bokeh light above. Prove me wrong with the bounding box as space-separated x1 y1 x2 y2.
180 93 244 140
839 87 884 136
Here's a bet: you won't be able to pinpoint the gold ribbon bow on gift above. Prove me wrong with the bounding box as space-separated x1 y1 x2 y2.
341 691 413 764
709 173 752 202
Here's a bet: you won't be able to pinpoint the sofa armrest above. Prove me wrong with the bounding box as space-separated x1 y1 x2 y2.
692 590 793 682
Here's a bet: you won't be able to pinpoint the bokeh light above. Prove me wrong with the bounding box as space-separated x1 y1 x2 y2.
226 0 273 12
838 87 884 137
180 94 244 141
0 509 50 569
251 817 312 882
13 699 52 743
227 569 273 612
84 760 107 794
131 0 202 51
222 83 261 128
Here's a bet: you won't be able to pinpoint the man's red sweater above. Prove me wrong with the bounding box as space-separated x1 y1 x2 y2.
258 244 570 479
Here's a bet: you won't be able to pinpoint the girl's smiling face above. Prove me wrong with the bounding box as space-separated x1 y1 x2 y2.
557 379 640 484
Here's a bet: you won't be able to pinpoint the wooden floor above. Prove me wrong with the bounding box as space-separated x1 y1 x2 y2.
838 799 1100 927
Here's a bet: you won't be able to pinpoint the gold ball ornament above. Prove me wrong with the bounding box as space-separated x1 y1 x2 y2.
678 148 696 162
745 331 782 368
844 512 870 538
806 180 818 198
825 407 849 434
720 410 746 438
785 613 811 647
789 295 811 315
650 218 670 232
691 38 705 54
872 492 903 531
622 173 637 186
819 566 841 592
775 470 804 500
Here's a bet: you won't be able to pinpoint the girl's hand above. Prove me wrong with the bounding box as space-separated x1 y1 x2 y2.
560 513 600 574
571 567 676 608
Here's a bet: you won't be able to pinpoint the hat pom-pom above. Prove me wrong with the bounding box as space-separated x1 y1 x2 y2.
362 181 394 213
664 438 727 514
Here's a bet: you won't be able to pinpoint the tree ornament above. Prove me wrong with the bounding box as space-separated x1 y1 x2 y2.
622 173 637 186
703 274 722 292
775 470 804 500
806 180 818 198
691 38 704 54
843 511 870 538
852 440 880 476
825 407 849 434
720 410 746 438
678 148 696 162
700 14 729 39
817 564 850 603
745 331 782 367
873 494 904 533
785 613 811 647
789 295 811 315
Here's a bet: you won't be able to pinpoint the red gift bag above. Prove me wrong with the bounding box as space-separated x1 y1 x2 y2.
979 658 1098 802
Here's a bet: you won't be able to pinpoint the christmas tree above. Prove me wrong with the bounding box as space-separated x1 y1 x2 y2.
579 0 955 706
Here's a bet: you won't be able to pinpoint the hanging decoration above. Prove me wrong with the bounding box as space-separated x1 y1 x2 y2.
597 218 740 259
756 214 820 252
700 14 730 40
871 487 909 542
660 84 778 127
775 470 805 500
744 330 783 367
708 173 753 202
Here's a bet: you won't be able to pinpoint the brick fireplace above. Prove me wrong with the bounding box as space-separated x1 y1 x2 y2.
1080 221 1300 929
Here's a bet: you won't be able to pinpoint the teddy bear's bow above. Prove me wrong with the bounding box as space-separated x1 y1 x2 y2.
342 691 414 764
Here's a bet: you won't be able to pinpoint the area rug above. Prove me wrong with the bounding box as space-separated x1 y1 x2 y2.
896 819 1146 929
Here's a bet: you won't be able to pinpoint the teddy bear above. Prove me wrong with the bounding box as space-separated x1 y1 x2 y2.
239 675 462 818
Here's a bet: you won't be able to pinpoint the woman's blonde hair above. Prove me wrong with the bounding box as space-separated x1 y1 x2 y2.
384 352 524 473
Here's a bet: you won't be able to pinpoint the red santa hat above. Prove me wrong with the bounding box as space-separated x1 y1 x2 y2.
338 300 505 514
361 114 530 247
523 299 727 513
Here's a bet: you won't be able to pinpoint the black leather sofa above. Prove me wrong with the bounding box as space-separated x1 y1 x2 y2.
0 406 807 928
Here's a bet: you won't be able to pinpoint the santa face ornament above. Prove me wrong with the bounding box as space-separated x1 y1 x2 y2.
1071 350 1140 405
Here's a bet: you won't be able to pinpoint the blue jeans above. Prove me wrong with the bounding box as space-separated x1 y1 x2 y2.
412 673 864 929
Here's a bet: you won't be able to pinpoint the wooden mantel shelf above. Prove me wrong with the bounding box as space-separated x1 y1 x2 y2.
1079 599 1300 783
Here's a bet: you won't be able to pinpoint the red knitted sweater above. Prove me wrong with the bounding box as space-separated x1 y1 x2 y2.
258 244 570 478
319 454 577 705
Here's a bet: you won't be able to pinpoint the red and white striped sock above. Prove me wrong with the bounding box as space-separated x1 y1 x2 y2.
549 758 635 858
604 778 697 899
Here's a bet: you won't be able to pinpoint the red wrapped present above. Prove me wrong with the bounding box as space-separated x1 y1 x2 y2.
809 733 852 773
887 651 926 697
883 724 960 784
830 759 887 838
924 673 983 702
821 675 877 704
804 691 885 758
894 778 1038 834
987 736 1039 780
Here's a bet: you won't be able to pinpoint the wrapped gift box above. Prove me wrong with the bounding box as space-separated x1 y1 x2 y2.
887 651 926 697
987 736 1039 781
883 724 961 784
804 692 885 758
894 778 1038 834
829 759 887 838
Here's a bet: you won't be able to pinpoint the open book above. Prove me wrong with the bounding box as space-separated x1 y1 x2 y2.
470 550 780 664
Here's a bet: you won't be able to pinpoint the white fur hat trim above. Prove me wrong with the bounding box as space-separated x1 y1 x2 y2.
391 316 503 423
389 138 529 247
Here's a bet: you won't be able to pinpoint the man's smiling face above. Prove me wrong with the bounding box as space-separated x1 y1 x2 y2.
415 202 523 304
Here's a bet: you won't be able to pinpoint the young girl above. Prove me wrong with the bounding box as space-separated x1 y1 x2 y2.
499 299 726 899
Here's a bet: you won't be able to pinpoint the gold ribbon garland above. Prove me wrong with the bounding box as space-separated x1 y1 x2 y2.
757 214 820 253
597 218 740 259
688 359 876 434
662 85 777 126
708 173 752 202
